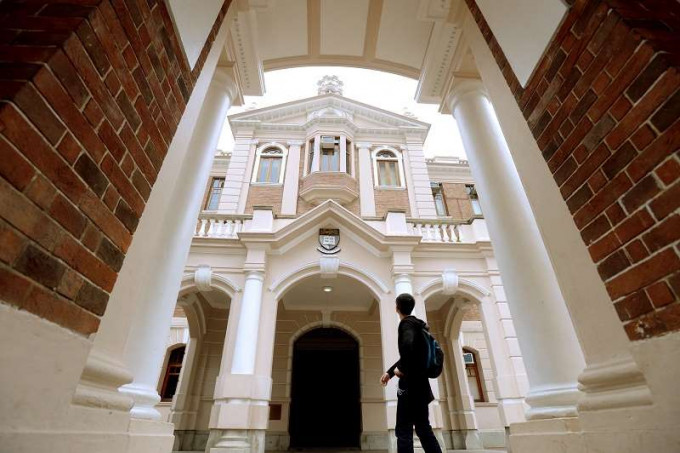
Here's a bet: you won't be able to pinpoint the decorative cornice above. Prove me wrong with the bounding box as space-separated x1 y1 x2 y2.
228 8 265 97
229 95 430 137
445 77 488 115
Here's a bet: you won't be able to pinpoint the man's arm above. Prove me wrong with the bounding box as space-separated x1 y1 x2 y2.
397 321 418 377
387 360 401 377
382 360 404 386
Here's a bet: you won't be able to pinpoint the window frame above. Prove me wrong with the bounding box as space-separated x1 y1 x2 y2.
319 135 341 172
431 182 448 216
160 344 186 402
205 176 225 210
251 142 288 185
462 347 486 403
465 184 483 216
371 146 406 189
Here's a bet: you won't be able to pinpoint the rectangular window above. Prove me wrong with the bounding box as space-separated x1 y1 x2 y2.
466 184 482 216
205 177 224 210
257 156 282 183
431 182 448 216
378 160 400 186
346 141 352 175
320 135 340 171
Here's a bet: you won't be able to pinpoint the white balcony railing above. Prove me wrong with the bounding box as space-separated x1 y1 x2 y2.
408 217 487 244
411 220 462 243
194 213 251 239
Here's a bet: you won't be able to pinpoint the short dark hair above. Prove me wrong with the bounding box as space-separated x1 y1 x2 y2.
396 293 415 315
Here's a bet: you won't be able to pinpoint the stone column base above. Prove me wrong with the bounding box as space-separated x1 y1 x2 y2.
208 429 265 453
450 429 483 449
126 418 175 453
509 417 583 453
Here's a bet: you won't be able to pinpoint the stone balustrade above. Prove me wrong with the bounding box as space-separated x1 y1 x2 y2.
194 211 487 244
195 213 252 238
411 220 462 243
409 217 488 244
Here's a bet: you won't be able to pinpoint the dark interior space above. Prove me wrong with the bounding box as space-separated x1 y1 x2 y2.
289 328 362 449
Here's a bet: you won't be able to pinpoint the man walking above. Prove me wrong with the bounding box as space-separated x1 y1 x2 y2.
380 293 443 453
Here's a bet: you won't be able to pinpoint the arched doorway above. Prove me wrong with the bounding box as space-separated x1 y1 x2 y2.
289 328 361 449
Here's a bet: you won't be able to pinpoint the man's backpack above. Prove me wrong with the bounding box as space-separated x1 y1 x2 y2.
423 328 444 378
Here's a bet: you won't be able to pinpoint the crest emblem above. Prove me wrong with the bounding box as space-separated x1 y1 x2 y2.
318 228 340 254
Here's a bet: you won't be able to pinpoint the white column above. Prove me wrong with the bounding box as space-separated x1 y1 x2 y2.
219 136 255 213
479 296 527 425
280 140 302 215
170 334 200 428
403 141 438 218
349 141 356 177
340 134 347 173
230 271 265 375
118 67 237 420
312 134 320 172
447 78 585 420
379 293 400 444
448 334 479 430
357 142 376 217
393 274 413 296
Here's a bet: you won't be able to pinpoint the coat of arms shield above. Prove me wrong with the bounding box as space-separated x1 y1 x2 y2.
318 228 340 252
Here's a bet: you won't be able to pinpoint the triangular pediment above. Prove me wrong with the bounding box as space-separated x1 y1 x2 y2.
238 200 420 256
229 94 430 133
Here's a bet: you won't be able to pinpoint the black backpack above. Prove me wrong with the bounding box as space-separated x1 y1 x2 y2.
423 327 444 378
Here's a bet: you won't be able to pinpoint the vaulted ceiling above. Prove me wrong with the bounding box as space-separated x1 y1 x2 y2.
168 0 566 109
222 0 474 106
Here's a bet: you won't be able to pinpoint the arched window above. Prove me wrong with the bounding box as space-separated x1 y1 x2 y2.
372 148 405 188
462 347 485 402
252 144 287 184
160 345 186 401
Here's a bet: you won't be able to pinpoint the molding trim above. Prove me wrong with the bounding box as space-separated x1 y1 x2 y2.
268 260 390 300
577 356 652 412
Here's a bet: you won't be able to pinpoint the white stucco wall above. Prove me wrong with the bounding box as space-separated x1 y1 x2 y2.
475 0 567 86
167 0 225 69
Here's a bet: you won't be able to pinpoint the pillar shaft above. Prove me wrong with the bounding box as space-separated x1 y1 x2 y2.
118 67 236 420
231 271 265 375
357 143 376 216
280 141 302 215
448 79 585 419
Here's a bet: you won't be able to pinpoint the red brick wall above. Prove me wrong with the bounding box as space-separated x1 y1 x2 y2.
246 185 284 215
0 0 231 335
466 0 680 340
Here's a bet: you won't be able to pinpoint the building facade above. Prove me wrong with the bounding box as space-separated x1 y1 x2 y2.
2 2 678 453
153 88 528 451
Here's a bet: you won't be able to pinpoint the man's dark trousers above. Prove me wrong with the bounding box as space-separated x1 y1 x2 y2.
395 389 443 453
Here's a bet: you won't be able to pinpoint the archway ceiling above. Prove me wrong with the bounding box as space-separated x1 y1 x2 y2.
258 0 431 77
282 274 375 312
226 0 479 106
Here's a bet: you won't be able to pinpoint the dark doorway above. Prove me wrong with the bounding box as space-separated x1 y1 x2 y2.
289 328 361 449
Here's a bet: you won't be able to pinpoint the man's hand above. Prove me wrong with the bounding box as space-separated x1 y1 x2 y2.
380 373 391 386
394 368 404 378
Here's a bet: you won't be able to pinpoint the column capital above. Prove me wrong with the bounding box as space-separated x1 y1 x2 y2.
287 140 304 146
355 142 372 149
393 272 413 282
446 77 488 115
212 65 242 105
244 270 265 282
